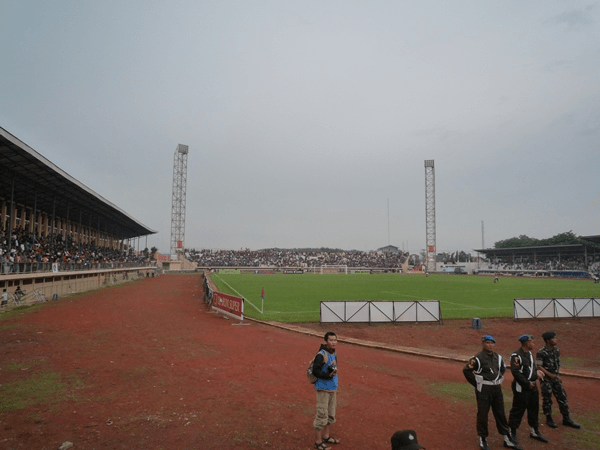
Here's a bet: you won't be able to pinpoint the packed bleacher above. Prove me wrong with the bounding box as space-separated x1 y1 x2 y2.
0 226 153 274
482 255 600 273
186 248 409 269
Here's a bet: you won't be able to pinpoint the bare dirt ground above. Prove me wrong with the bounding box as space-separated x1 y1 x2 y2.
298 317 600 375
1 274 598 450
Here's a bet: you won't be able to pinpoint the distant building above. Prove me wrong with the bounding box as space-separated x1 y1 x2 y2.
154 252 170 263
377 245 400 254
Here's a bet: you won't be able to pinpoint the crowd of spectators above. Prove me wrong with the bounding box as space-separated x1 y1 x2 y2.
484 255 600 273
186 248 409 269
186 248 600 274
0 226 153 274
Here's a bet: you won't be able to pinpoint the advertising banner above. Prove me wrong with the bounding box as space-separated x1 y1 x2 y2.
212 291 244 320
514 298 600 319
320 300 441 323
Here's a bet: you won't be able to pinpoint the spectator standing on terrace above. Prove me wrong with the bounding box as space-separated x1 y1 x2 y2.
463 335 520 450
536 331 581 429
508 335 547 445
312 331 340 450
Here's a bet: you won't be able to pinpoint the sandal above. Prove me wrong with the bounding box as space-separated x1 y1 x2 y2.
314 443 332 450
322 436 340 444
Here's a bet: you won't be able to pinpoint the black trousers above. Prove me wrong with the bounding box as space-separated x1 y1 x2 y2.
475 385 510 438
508 382 539 430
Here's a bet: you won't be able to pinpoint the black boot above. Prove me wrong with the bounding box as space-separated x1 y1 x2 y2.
530 427 549 443
546 415 558 429
510 428 519 445
503 434 523 450
563 417 581 429
479 436 490 450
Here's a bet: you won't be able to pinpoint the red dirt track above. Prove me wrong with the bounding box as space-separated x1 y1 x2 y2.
1 274 598 449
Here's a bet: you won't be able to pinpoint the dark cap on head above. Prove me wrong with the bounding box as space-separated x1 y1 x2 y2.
391 430 425 450
518 334 534 343
542 331 557 341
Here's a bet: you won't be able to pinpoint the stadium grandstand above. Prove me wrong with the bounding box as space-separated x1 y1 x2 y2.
0 126 157 306
186 239 600 279
475 236 600 278
186 248 410 272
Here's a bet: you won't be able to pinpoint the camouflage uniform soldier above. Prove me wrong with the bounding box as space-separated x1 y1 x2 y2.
536 331 581 429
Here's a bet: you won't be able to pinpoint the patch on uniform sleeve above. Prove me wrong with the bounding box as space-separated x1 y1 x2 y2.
468 358 476 369
513 358 520 367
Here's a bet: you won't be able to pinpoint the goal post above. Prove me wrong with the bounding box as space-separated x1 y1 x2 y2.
320 264 348 275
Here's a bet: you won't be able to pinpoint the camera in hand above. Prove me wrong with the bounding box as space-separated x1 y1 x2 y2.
328 362 338 374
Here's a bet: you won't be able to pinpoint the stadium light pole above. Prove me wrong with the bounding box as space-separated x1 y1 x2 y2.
170 144 189 259
424 160 436 273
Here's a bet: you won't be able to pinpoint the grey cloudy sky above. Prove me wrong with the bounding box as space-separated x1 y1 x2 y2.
1 1 599 255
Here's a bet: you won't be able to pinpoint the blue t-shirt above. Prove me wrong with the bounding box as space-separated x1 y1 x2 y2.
315 350 338 391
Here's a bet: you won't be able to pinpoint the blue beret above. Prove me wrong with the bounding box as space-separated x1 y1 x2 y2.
518 334 534 342
482 334 496 343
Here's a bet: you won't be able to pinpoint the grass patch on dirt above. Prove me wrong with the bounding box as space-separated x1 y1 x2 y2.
0 372 72 411
563 413 600 448
424 381 473 402
0 303 44 319
561 356 587 369
3 358 47 371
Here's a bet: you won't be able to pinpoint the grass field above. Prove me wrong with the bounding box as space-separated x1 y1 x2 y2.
209 272 600 322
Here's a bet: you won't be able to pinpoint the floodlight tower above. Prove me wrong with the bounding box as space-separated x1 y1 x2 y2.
170 144 189 258
424 160 436 273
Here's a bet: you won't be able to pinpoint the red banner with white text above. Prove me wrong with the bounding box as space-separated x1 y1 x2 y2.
212 291 244 320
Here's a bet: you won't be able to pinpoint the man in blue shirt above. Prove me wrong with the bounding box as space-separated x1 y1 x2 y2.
312 331 339 450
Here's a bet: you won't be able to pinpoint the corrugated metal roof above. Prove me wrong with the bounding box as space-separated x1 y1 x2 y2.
0 127 155 239
474 243 599 257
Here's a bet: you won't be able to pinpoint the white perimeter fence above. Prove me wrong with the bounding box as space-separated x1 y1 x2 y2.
320 300 441 323
514 298 600 319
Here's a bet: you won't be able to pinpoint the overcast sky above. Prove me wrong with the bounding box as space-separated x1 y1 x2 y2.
1 1 599 255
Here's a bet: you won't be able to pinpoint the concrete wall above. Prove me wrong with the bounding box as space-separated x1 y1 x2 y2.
0 266 157 310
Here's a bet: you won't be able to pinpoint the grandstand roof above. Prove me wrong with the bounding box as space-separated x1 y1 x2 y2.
0 127 156 239
582 235 600 245
474 241 600 259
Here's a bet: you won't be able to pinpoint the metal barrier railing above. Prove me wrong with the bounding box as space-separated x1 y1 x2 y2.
2 261 155 275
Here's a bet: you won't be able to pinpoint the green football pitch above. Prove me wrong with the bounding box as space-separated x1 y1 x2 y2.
208 273 599 322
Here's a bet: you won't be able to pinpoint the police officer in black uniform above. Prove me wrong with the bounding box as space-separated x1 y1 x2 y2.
536 331 581 429
508 334 548 445
463 335 520 450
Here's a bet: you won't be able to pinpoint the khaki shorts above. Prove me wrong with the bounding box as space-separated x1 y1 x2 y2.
313 390 337 430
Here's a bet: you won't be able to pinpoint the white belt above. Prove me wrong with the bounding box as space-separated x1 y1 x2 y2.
481 379 503 386
475 375 503 392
